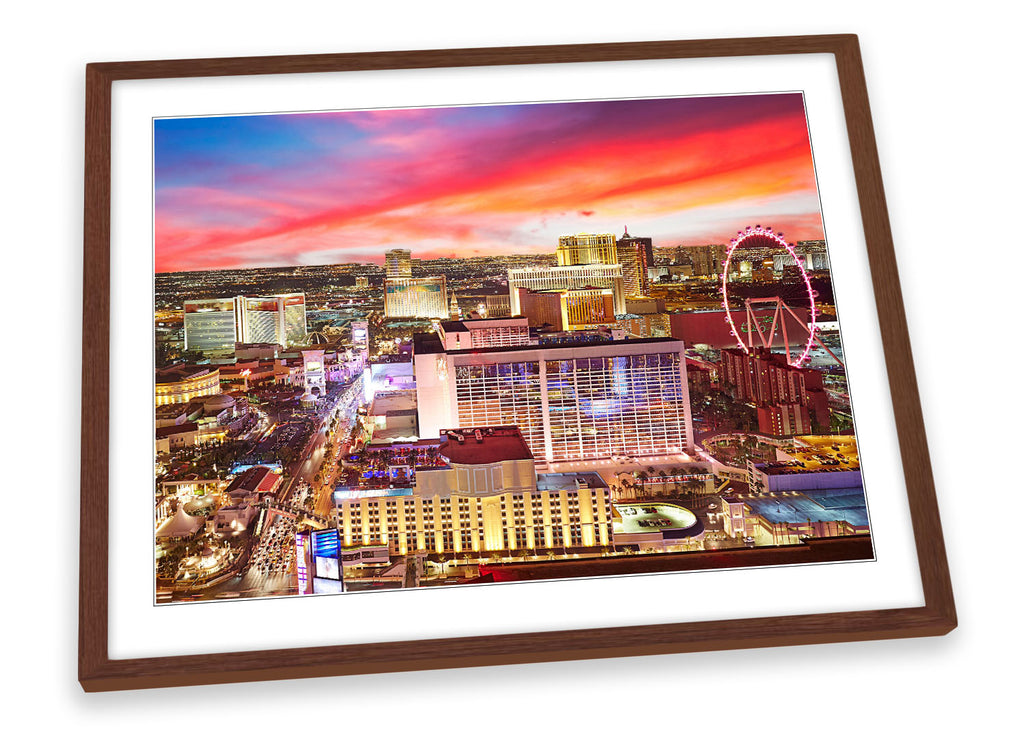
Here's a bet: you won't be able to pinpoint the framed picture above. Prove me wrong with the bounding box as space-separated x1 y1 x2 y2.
80 34 956 692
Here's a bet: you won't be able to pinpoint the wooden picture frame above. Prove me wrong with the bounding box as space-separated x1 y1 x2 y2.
80 33 956 692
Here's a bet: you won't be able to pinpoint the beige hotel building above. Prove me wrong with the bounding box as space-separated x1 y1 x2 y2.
336 427 613 556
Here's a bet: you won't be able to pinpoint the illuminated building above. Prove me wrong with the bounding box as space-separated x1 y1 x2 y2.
515 287 616 332
437 317 532 350
384 276 449 319
720 347 829 431
617 227 654 273
484 294 511 317
773 250 831 272
224 465 283 504
721 487 868 543
182 297 245 353
335 427 614 555
183 293 307 353
350 321 369 351
508 264 626 316
747 435 861 493
617 312 670 338
560 288 616 330
384 248 412 277
301 348 325 406
689 244 728 277
797 240 830 270
757 403 813 437
611 501 704 552
616 227 652 297
517 288 564 329
556 233 618 266
154 422 227 454
355 276 370 288
413 334 694 462
155 365 220 406
294 529 348 594
242 293 307 346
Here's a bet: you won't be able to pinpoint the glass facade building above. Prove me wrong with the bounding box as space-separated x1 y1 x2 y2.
415 337 694 463
384 276 449 319
507 264 626 316
556 233 618 266
183 293 306 353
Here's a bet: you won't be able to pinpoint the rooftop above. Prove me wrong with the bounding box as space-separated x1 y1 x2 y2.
155 422 198 438
439 317 529 332
368 391 417 416
727 487 869 527
536 472 609 492
224 465 280 495
156 364 216 384
413 331 681 356
438 426 534 465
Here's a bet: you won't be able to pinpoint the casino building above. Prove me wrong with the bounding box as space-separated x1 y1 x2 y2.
155 365 221 406
384 276 449 319
335 427 614 556
413 333 694 463
183 293 307 354
556 233 618 267
507 264 627 316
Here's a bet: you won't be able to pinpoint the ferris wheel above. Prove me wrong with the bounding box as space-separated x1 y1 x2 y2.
720 224 837 368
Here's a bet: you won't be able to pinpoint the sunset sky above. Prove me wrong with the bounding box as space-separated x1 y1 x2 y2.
154 93 825 273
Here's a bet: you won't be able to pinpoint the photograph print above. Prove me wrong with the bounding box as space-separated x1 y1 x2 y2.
152 91 872 604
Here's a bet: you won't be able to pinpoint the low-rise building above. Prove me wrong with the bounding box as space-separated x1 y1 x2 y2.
155 365 220 406
437 317 532 350
223 465 282 504
721 486 869 544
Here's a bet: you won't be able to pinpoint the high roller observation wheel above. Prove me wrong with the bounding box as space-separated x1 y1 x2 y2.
721 224 818 368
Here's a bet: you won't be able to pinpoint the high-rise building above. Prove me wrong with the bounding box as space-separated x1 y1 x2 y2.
517 289 564 330
183 293 306 353
242 293 306 346
508 264 626 316
183 297 245 353
615 241 650 297
384 276 449 319
355 276 370 289
483 293 511 318
689 244 728 277
556 233 618 266
617 227 654 291
560 288 616 330
757 403 813 437
720 348 829 432
384 249 413 278
414 334 694 463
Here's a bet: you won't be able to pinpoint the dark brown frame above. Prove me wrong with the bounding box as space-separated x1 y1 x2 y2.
80 34 955 692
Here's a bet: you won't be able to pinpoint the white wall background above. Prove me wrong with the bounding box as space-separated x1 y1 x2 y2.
2 1 1018 732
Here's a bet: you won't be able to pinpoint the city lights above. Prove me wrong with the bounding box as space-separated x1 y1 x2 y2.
152 92 868 605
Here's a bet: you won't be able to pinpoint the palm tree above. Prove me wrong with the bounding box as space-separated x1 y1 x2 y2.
636 471 650 498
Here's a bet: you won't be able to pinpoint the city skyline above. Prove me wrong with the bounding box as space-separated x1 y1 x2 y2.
155 93 825 273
